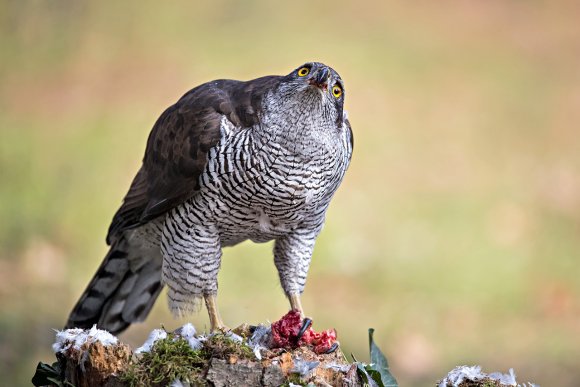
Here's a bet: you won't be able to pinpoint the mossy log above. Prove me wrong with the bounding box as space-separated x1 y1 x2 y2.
48 334 361 387
35 330 533 387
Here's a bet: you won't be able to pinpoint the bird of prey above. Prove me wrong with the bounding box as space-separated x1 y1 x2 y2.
66 62 353 334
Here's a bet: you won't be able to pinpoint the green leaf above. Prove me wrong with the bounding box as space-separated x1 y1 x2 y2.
366 366 386 386
47 377 65 386
356 362 380 387
31 361 63 387
368 328 398 387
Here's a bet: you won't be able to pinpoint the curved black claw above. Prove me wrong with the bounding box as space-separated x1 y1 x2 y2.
324 342 340 354
296 317 313 343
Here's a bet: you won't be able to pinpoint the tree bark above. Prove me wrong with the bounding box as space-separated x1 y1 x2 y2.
53 338 362 386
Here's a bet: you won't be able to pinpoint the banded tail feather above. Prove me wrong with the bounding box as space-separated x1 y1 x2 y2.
65 239 163 335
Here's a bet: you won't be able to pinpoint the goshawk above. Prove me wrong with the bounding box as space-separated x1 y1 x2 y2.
66 62 353 333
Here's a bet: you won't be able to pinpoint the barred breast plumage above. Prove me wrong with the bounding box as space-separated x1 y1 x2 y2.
66 62 353 333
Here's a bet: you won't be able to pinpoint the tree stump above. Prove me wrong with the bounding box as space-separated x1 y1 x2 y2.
37 329 362 386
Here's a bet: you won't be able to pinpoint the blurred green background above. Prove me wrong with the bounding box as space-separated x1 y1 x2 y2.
1 1 579 386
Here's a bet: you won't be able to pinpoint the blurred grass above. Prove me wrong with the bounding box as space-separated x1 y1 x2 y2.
1 1 580 386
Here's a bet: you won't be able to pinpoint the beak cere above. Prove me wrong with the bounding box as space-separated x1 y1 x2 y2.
309 67 330 90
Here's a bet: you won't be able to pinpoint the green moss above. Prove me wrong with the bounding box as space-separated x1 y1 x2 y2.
204 334 255 361
120 333 256 386
121 335 208 387
281 373 306 386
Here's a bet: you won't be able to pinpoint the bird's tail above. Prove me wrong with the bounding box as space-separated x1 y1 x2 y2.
65 239 163 335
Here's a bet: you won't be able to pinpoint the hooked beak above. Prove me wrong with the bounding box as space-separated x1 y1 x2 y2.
309 67 330 90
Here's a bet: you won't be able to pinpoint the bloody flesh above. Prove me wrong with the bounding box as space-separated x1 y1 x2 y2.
270 310 337 354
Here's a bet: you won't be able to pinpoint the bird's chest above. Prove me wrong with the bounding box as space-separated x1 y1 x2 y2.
208 131 338 198
227 155 330 211
202 139 340 242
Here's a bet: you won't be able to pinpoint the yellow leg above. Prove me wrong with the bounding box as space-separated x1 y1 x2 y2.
289 293 304 316
204 294 227 332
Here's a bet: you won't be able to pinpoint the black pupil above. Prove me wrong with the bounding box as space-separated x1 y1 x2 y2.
334 87 340 95
300 68 307 75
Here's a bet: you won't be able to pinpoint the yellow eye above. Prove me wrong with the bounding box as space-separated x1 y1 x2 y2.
332 85 342 98
297 67 310 77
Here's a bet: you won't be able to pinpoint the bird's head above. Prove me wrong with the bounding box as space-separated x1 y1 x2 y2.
274 62 346 127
